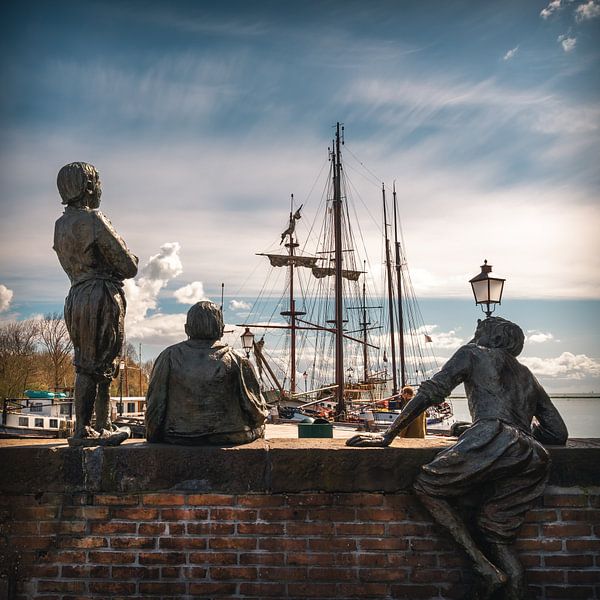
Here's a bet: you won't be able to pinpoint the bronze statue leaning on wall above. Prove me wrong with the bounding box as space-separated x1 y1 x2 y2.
347 317 568 600
145 301 268 445
54 162 139 446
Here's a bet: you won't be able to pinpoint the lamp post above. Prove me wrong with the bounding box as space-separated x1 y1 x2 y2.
241 327 255 358
303 371 308 392
118 359 125 416
469 260 505 318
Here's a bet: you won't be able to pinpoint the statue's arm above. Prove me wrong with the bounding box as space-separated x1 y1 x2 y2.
145 349 170 443
532 381 568 446
235 353 268 427
93 211 139 279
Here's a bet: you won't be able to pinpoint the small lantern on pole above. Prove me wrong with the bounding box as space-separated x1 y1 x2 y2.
240 327 255 358
469 260 505 318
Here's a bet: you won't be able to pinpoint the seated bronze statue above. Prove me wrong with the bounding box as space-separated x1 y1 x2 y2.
145 301 268 445
347 317 568 600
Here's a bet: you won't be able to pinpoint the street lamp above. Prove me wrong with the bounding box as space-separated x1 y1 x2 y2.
469 260 505 318
240 327 255 358
302 371 308 392
118 359 125 416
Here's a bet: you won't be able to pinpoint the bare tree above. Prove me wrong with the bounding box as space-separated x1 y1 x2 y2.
0 319 40 398
38 312 73 390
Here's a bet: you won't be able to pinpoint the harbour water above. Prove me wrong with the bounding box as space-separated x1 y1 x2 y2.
448 396 600 438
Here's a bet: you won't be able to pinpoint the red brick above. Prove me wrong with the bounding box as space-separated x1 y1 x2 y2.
19 506 59 520
240 552 284 566
545 586 595 598
335 523 385 536
259 507 308 520
142 493 185 506
189 582 236 595
161 508 208 520
566 539 600 552
159 537 207 550
437 553 469 568
545 554 593 567
238 495 285 508
389 553 438 568
139 582 186 594
211 508 257 521
94 494 139 506
183 566 208 578
520 555 541 567
338 582 389 597
11 536 55 550
88 551 136 564
381 495 413 509
61 565 109 578
168 522 185 535
309 537 356 552
29 565 59 578
524 570 565 584
61 506 109 519
239 582 286 597
259 537 308 552
210 537 257 550
187 522 235 535
288 582 337 597
89 521 137 535
89 581 136 594
57 536 107 549
237 522 285 535
287 553 342 567
287 521 334 536
388 522 435 536
515 538 563 551
359 568 407 582
310 567 355 581
408 538 452 552
50 550 87 563
111 566 160 579
189 551 237 565
544 495 588 507
111 536 156 549
37 580 85 593
10 521 38 534
138 522 166 535
138 551 186 565
111 507 159 520
543 523 592 537
356 507 400 521
561 508 600 521
357 553 389 567
56 521 86 534
308 507 356 521
517 524 540 537
258 566 307 580
187 494 235 506
336 493 383 507
568 570 600 584
287 494 333 507
359 538 409 551
524 509 558 522
210 566 258 580
390 584 441 598
160 566 182 578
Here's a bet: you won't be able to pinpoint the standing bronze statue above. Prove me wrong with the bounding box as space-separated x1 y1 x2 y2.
54 162 138 446
347 317 568 600
145 301 268 445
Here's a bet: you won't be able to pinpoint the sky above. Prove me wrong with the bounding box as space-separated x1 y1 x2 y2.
0 0 599 394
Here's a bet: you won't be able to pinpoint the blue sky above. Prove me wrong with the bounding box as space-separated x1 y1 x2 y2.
0 0 599 393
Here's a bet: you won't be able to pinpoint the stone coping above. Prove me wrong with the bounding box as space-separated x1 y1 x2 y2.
1 438 598 495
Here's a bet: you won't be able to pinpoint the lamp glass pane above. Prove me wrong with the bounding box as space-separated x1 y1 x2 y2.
488 279 504 303
471 280 490 303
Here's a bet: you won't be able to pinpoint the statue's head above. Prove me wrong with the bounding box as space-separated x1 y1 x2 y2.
473 317 524 357
57 162 101 208
185 301 225 341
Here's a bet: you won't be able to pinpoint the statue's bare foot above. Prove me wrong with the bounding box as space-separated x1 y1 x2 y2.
69 426 130 447
469 563 507 600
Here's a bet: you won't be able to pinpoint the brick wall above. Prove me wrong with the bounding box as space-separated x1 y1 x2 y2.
2 486 599 599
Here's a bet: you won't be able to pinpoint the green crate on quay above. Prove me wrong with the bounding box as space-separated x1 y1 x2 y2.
297 422 333 438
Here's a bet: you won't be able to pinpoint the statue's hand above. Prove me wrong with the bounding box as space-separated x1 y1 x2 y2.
346 433 388 447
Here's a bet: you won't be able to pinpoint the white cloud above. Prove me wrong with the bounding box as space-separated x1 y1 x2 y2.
558 34 577 52
173 281 208 304
540 0 562 19
503 46 519 61
126 312 187 346
526 331 556 344
0 284 13 313
416 325 465 350
229 299 251 311
521 352 600 379
575 0 600 21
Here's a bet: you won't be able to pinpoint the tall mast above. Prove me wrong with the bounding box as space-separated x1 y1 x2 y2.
362 262 368 383
383 185 398 396
393 183 406 388
288 194 297 395
333 122 345 416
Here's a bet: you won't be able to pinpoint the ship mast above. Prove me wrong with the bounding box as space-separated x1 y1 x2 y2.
383 185 398 396
333 123 345 416
393 183 406 388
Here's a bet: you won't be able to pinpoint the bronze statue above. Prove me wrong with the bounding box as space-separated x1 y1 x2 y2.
347 317 568 600
54 162 138 446
145 301 268 445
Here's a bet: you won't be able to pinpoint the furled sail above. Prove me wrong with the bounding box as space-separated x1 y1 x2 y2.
259 254 319 268
311 266 362 281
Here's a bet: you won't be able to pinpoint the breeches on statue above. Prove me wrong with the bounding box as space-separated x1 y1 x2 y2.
413 419 550 543
65 279 126 383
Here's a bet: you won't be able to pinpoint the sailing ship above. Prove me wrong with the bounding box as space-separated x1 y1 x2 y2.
238 123 453 429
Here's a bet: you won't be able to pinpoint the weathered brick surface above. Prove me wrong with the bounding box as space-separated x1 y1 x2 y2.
1 488 599 599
